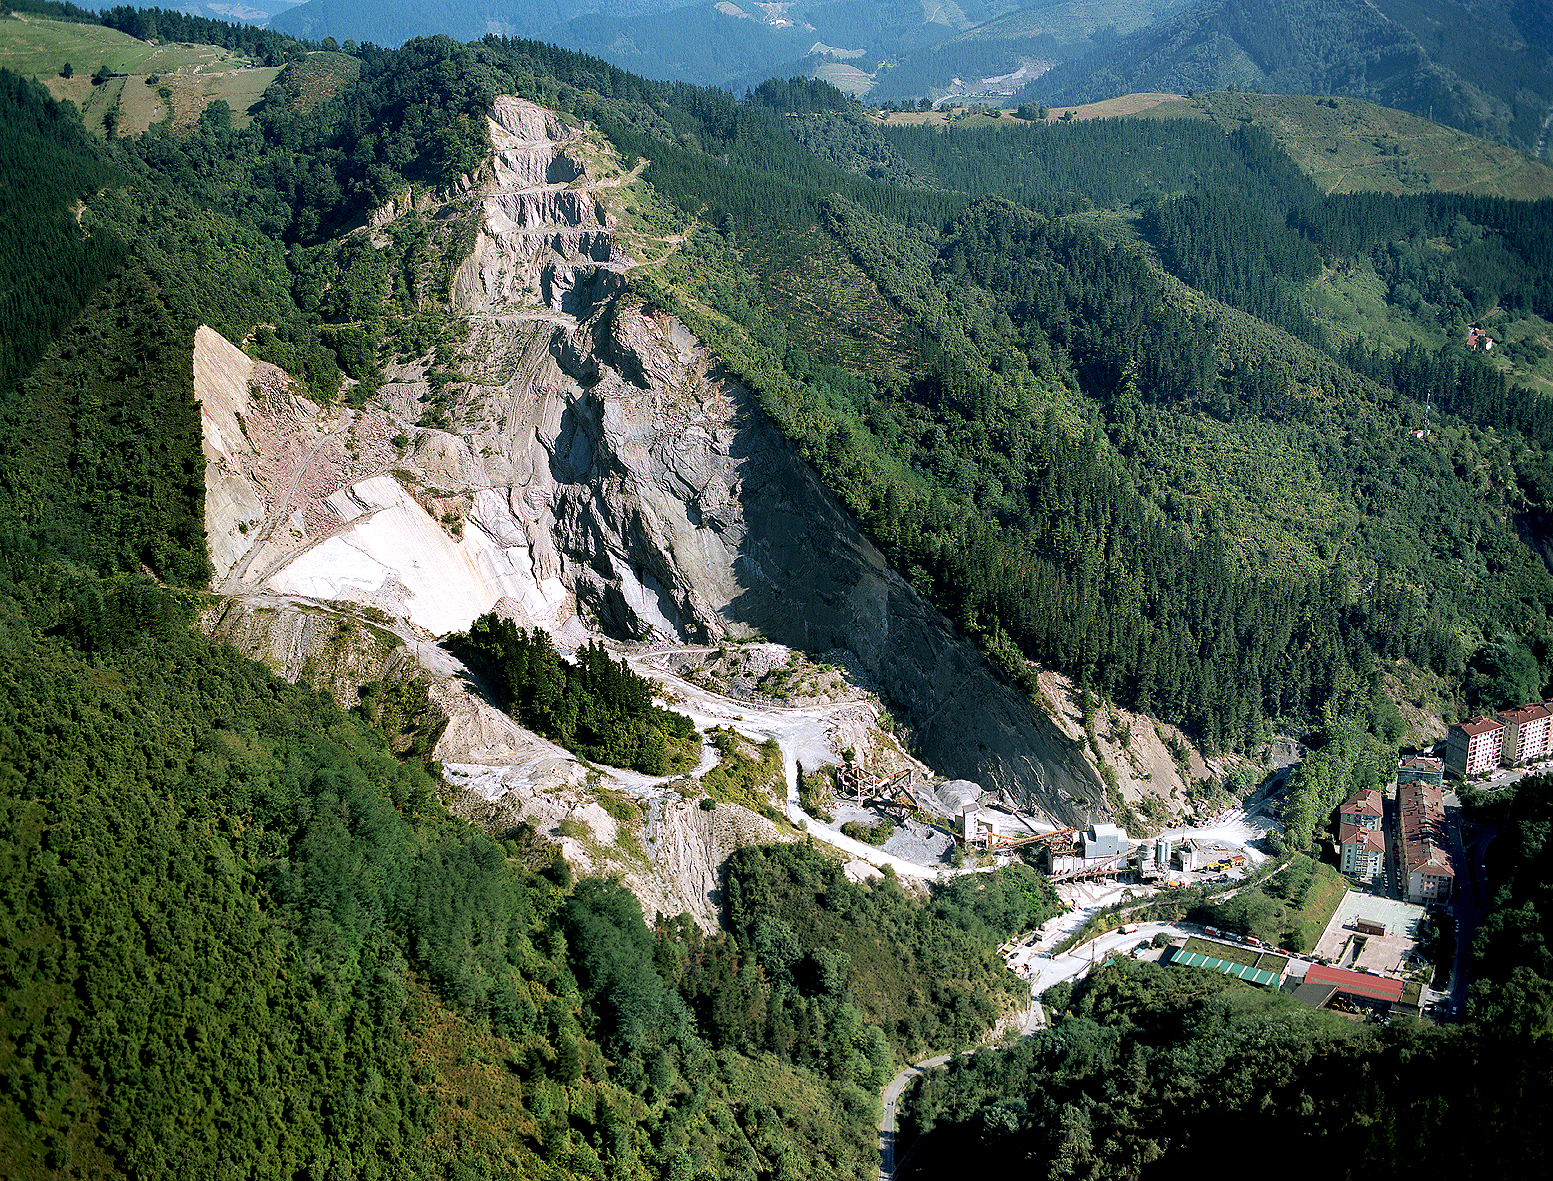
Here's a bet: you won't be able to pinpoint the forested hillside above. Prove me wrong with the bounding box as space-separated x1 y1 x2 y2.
893 937 1549 1178
615 92 1553 759
6 12 1543 820
1017 0 1553 150
458 615 700 774
891 774 1553 1178
2 13 1553 1178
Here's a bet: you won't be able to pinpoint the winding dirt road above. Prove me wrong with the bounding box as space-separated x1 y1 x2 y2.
624 647 993 879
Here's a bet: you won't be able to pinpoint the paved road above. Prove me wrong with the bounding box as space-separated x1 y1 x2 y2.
876 921 1188 1178
1445 816 1496 1020
1472 764 1546 794
878 1055 954 1179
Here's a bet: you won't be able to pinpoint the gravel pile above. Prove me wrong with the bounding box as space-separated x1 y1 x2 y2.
819 805 956 869
663 643 873 708
238 373 401 541
882 818 956 867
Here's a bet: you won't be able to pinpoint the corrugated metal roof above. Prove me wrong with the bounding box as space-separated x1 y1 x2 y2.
1291 981 1339 1009
1304 962 1404 1002
1166 948 1282 987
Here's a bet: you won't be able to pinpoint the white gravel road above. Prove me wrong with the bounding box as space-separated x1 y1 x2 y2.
623 648 992 879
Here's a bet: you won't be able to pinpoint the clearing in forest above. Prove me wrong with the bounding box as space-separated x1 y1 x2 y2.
0 15 283 135
1141 91 1553 201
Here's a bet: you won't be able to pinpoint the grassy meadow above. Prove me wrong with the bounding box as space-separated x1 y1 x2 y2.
0 13 296 133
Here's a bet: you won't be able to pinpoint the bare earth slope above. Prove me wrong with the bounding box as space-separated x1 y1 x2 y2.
195 97 1110 909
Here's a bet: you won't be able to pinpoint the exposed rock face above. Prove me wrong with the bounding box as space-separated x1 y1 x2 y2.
1038 666 1221 834
450 97 627 318
202 595 411 706
192 95 1109 829
194 326 263 580
444 774 794 931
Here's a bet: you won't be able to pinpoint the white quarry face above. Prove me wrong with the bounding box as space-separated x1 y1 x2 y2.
195 95 1114 830
263 475 569 636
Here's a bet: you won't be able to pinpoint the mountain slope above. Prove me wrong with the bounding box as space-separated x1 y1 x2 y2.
1016 0 1553 150
193 91 1110 822
6 23 1553 1180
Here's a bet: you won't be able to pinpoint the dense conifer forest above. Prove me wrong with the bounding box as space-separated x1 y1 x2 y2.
1 10 1552 1177
458 614 699 774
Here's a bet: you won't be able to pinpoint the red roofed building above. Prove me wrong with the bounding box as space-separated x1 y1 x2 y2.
1396 779 1455 905
1446 716 1503 778
1496 702 1552 766
1303 962 1405 1006
1337 788 1385 881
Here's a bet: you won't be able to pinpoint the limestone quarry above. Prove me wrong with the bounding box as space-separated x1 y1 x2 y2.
194 93 1170 926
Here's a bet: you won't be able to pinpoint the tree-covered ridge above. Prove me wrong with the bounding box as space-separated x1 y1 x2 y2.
2 16 1553 1179
1014 0 1553 151
0 97 339 587
1144 188 1325 344
609 78 1553 760
61 13 1542 763
640 185 1551 762
459 613 698 774
721 844 1062 1061
0 564 922 1179
0 70 125 394
895 952 1549 1179
877 116 1553 338
0 570 482 1177
879 116 1322 214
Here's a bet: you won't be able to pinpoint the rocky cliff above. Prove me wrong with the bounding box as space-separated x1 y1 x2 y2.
195 95 1109 835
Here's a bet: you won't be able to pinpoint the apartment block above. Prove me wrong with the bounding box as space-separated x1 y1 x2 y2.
1337 788 1385 881
1397 756 1443 788
1445 716 1504 778
1396 779 1455 905
1496 702 1552 766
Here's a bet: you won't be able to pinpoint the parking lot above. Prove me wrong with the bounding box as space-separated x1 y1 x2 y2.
1313 891 1429 974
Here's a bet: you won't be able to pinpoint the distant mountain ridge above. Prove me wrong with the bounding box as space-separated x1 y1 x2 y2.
265 0 1179 91
1015 0 1553 150
269 0 691 46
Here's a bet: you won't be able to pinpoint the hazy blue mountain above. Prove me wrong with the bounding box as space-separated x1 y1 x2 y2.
268 0 691 47
185 1 304 23
866 0 1191 100
72 0 304 23
263 0 1198 97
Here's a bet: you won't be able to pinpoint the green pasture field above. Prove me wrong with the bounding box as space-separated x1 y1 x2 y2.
1141 91 1553 200
0 13 281 133
812 61 874 96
